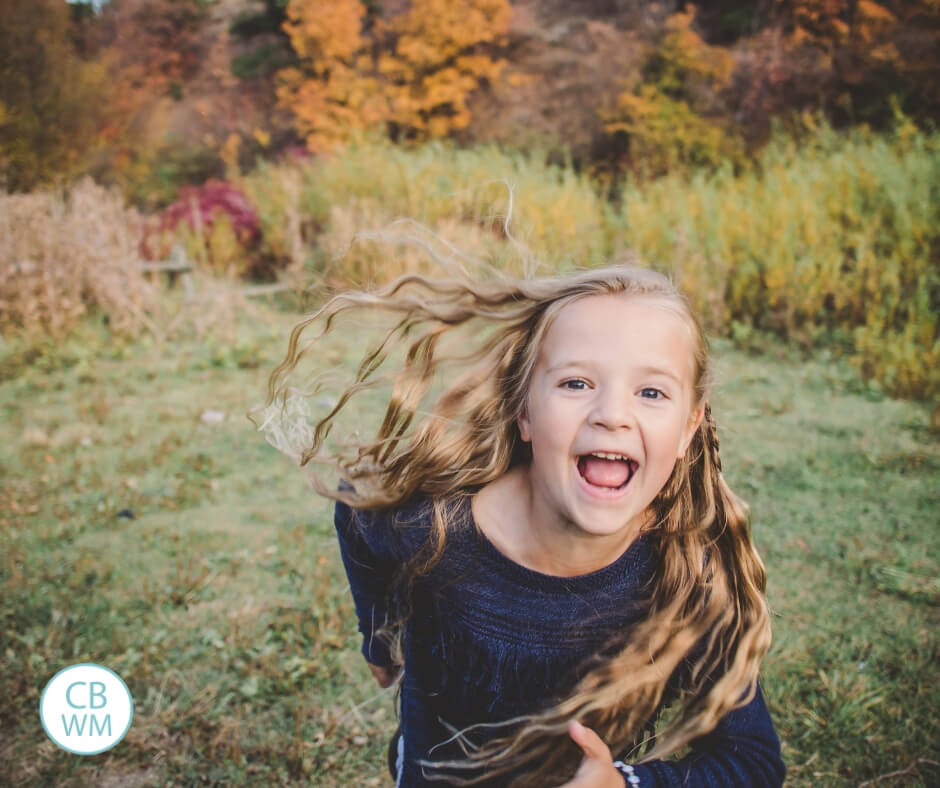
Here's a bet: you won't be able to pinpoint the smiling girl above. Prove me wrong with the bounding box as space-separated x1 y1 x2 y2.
260 265 784 787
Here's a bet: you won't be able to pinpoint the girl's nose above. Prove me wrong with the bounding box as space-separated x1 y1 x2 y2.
589 389 635 430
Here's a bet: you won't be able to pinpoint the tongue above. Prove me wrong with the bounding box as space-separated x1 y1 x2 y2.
579 456 631 488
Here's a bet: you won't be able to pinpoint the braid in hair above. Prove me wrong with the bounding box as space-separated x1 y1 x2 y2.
703 403 722 475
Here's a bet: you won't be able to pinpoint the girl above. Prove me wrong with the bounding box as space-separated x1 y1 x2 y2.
259 264 784 787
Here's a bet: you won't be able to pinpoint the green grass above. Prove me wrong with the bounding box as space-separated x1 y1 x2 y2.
1 316 937 786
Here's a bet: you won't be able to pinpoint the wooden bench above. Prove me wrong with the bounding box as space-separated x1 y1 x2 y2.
139 246 292 299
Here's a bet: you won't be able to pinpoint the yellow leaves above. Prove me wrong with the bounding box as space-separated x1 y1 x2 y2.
456 54 504 83
278 0 382 154
605 89 656 137
283 0 364 68
278 0 511 150
383 0 510 139
603 6 742 178
428 116 454 137
858 0 896 25
390 0 510 61
604 85 741 177
660 6 734 87
665 4 697 36
221 133 240 176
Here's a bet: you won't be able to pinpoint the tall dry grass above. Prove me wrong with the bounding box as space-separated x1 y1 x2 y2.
241 138 613 283
616 124 939 400
0 178 157 338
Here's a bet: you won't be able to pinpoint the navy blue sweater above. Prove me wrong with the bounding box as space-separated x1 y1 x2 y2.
334 494 784 787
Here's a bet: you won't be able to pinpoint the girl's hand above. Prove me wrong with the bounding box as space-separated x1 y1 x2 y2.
557 720 625 788
367 661 401 688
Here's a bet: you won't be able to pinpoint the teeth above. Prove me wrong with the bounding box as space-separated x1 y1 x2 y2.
590 451 630 461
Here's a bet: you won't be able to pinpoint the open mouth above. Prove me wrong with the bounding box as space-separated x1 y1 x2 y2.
576 452 638 491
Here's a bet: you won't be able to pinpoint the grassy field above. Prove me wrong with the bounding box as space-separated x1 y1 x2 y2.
1 309 937 787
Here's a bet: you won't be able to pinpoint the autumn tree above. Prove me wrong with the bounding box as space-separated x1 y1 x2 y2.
602 5 742 176
91 0 209 145
0 0 108 190
87 0 234 206
278 0 511 152
769 0 939 124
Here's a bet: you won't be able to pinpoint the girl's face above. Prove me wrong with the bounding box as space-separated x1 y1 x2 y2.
518 293 704 541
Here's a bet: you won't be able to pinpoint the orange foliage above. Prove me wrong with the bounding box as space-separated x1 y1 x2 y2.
786 0 903 82
781 0 938 104
790 0 897 49
381 0 511 137
278 0 511 151
654 4 735 91
283 0 364 65
80 0 211 196
278 0 387 152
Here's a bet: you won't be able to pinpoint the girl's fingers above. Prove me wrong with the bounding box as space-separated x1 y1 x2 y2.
567 720 612 761
557 722 622 788
367 662 401 688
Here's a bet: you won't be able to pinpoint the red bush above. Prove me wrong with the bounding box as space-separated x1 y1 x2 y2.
159 179 261 243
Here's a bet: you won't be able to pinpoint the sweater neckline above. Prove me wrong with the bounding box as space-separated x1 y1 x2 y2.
455 495 654 594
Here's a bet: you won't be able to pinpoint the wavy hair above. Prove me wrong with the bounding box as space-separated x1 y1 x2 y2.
256 263 771 786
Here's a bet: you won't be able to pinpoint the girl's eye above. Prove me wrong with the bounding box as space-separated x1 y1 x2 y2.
561 379 589 391
639 387 666 400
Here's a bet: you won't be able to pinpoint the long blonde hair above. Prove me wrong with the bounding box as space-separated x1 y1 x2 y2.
257 264 771 786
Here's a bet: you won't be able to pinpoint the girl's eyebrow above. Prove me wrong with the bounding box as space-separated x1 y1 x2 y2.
634 365 683 385
544 361 587 374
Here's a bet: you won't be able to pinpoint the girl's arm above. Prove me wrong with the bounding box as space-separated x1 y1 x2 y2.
626 683 784 787
565 684 784 788
333 498 402 669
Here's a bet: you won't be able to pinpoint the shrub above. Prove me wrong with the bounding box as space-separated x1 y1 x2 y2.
152 179 262 277
239 161 313 277
114 142 226 212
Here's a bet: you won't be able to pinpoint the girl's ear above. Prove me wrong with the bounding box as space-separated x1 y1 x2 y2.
677 404 705 459
517 403 531 443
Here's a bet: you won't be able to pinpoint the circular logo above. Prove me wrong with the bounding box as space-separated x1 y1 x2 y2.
39 664 133 755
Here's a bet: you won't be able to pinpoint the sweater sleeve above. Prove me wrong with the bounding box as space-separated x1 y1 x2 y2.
334 498 401 667
333 495 433 667
618 683 785 787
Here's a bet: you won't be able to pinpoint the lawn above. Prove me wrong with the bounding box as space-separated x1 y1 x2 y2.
1 310 937 786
